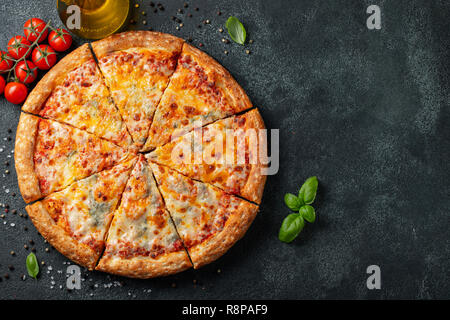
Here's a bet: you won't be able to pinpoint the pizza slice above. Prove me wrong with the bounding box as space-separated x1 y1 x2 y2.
22 44 132 148
92 31 184 148
146 109 267 204
97 156 191 278
150 163 259 269
142 43 253 151
15 113 135 203
26 157 137 270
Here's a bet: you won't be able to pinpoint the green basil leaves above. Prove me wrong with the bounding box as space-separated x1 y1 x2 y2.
225 16 246 45
279 176 319 243
284 193 302 211
279 214 304 243
26 252 39 279
298 176 318 204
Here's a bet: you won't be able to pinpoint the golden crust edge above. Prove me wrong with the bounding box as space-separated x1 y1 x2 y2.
189 200 259 269
91 31 185 57
14 113 41 203
240 109 267 204
96 250 192 279
26 202 99 270
22 43 92 114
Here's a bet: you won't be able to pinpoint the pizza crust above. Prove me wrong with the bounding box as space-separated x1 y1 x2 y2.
96 251 192 279
22 44 92 114
14 113 41 203
240 109 267 204
189 200 259 269
91 30 184 57
26 202 99 270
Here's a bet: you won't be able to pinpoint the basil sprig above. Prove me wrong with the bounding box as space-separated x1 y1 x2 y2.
225 16 246 45
26 252 39 279
279 176 318 243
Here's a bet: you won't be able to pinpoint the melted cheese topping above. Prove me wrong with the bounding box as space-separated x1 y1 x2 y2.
147 112 259 197
40 59 131 147
42 157 136 253
104 157 183 259
145 51 250 149
98 48 179 147
150 163 243 249
34 118 132 196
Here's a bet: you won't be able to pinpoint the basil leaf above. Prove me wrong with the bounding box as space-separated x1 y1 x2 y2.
298 176 318 204
299 205 316 223
225 16 246 45
278 213 305 243
26 252 39 279
284 193 302 211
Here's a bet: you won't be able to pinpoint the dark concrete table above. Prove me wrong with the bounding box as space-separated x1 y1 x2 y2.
0 0 448 299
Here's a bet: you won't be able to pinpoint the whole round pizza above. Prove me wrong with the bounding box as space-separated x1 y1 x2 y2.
14 31 266 278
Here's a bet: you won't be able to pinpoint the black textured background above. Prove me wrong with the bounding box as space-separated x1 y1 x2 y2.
0 0 449 299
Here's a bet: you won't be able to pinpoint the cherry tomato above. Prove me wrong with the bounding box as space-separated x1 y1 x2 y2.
48 29 72 52
32 44 57 70
0 51 13 74
15 60 38 84
7 36 31 59
24 18 48 43
4 82 28 104
0 76 5 95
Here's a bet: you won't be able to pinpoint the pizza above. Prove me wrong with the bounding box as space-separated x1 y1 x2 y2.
96 156 191 278
15 113 134 203
15 31 266 278
22 44 132 148
146 109 267 204
150 163 259 269
26 157 136 269
141 43 253 151
92 32 184 148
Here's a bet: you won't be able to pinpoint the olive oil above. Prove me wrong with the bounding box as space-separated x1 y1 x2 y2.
57 0 130 40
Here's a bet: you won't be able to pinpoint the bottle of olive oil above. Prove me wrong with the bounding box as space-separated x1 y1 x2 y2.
57 0 130 40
